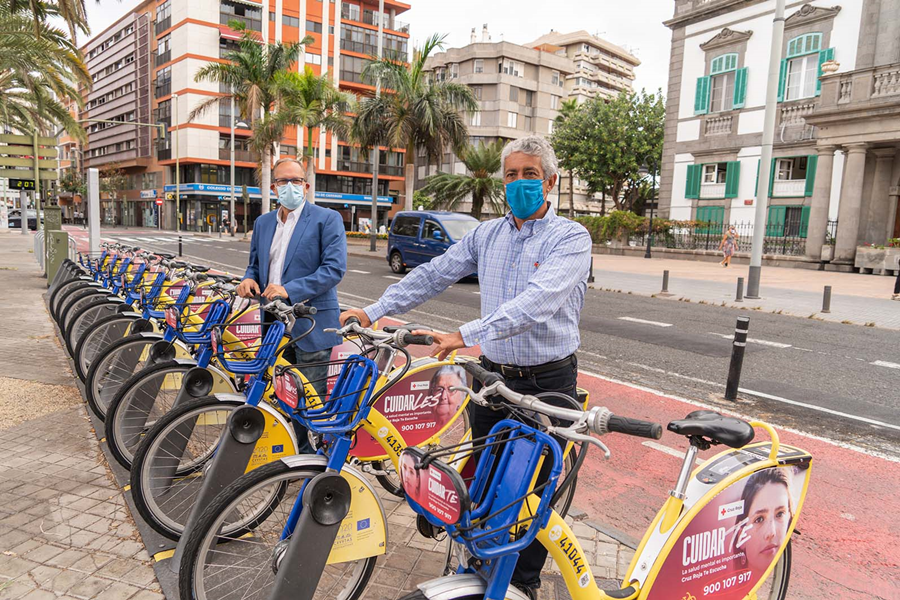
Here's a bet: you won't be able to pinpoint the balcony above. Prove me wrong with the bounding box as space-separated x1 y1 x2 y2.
155 16 171 35
699 182 726 199
155 50 171 67
340 70 365 84
219 148 258 163
705 114 732 136
155 81 171 98
772 179 806 198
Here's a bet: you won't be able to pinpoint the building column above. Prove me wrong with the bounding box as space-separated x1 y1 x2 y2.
806 145 838 260
834 143 869 263
865 148 896 244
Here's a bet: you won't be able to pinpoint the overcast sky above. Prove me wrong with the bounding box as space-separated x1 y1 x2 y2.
84 0 673 94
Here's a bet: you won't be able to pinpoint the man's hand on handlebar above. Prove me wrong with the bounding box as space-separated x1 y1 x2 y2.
236 278 260 299
339 308 371 328
416 330 466 361
262 283 288 301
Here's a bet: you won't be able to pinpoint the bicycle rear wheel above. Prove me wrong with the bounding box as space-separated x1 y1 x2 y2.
74 314 144 381
65 301 124 357
50 279 95 320
753 540 791 600
131 396 242 539
179 461 375 600
105 360 193 469
84 334 162 419
59 288 111 333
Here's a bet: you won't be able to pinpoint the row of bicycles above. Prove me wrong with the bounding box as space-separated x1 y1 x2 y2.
45 242 812 600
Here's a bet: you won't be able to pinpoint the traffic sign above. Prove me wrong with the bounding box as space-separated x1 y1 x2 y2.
155 198 164 206
165 192 175 200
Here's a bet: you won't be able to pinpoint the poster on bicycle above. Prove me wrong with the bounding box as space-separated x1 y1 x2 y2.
350 363 472 458
646 464 808 600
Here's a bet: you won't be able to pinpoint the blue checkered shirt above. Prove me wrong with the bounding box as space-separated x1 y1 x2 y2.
364 206 592 366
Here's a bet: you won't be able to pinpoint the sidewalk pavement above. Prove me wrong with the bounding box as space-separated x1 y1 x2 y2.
0 231 636 600
0 232 163 600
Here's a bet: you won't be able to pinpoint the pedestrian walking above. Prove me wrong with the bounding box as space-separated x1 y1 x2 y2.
237 157 347 450
340 135 592 600
719 224 738 267
222 215 232 235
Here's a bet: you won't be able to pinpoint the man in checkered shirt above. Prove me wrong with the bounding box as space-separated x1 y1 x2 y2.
341 135 592 597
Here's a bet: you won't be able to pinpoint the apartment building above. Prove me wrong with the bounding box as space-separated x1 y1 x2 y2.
660 0 900 267
420 27 638 216
71 0 411 231
527 30 640 104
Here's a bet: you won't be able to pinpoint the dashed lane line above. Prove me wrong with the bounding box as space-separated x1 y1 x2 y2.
707 332 792 348
872 360 900 370
641 441 704 465
617 317 673 328
383 275 403 281
348 269 370 274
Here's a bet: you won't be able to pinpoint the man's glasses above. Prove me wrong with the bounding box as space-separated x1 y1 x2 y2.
274 178 307 186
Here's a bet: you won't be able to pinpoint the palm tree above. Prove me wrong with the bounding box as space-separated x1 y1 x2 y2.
254 68 354 202
419 140 505 220
6 0 90 40
191 23 307 215
353 33 477 211
553 98 581 218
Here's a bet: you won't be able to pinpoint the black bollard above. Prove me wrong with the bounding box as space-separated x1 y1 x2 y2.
822 285 832 313
736 277 744 302
588 257 595 284
178 235 182 257
725 317 750 401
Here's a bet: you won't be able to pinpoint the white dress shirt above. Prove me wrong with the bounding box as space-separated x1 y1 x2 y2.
268 204 304 286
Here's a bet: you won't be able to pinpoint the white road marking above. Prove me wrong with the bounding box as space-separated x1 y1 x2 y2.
348 269 370 274
708 332 792 349
872 360 900 369
473 291 481 295
383 275 403 281
237 250 250 254
618 317 673 328
117 237 139 242
641 441 704 465
737 388 900 432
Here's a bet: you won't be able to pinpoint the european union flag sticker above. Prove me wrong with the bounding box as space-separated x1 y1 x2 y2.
272 445 284 453
357 518 370 531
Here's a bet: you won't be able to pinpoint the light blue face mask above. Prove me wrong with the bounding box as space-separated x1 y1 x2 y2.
505 178 547 219
277 182 306 211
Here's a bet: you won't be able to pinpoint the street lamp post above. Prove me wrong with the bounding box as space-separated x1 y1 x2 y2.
638 159 658 259
229 96 249 237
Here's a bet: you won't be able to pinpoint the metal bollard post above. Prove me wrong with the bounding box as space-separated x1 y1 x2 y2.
822 285 832 313
725 317 750 401
178 235 182 257
661 270 669 293
736 277 744 302
588 257 595 284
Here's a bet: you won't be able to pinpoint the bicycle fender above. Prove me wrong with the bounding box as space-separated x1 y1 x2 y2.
278 456 389 565
415 574 531 600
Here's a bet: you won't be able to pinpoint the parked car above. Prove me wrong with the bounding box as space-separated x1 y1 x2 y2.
7 209 39 230
387 211 480 274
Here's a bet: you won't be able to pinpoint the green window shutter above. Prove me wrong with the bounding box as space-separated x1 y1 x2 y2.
733 67 749 108
711 206 725 235
777 59 788 102
755 159 761 194
767 205 786 237
799 206 811 238
768 158 776 197
816 48 835 95
685 164 701 199
725 161 741 198
804 154 818 197
694 76 711 115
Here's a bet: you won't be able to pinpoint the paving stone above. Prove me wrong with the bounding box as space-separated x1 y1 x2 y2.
127 591 164 600
0 557 40 579
93 581 141 600
43 550 87 570
67 575 113 598
0 579 36 600
25 565 62 587
68 554 114 574
19 588 57 600
0 531 31 552
47 570 88 594
7 541 42 557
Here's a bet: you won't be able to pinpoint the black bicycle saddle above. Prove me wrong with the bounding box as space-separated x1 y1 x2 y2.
667 410 754 448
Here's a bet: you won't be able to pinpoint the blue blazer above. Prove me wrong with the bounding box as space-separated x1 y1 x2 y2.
243 203 347 352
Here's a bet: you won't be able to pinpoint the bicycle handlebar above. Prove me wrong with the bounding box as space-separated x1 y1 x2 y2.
329 319 433 348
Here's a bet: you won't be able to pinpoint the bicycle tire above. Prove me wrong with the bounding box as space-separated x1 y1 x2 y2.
49 279 94 320
84 333 163 419
130 396 247 539
59 288 110 333
105 360 194 469
757 540 791 600
398 592 479 600
178 460 376 600
65 300 124 358
73 313 142 381
62 293 116 348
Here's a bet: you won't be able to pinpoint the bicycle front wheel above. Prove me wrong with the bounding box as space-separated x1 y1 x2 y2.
84 334 161 419
74 314 143 381
179 461 376 600
65 300 123 357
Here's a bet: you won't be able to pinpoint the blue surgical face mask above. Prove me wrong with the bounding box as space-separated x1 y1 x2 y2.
505 178 547 219
277 182 305 211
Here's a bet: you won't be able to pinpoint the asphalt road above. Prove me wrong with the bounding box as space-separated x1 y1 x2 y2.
94 230 900 458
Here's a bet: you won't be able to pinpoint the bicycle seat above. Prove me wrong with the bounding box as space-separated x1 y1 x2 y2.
192 265 211 272
667 410 754 449
209 274 239 282
155 253 175 260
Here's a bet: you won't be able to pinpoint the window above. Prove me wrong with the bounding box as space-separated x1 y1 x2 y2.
781 33 831 101
507 112 518 128
686 161 741 199
703 163 728 184
392 215 420 237
524 115 532 131
422 220 443 240
450 63 459 79
509 86 519 102
345 3 360 21
157 34 171 55
280 145 297 156
550 95 559 110
551 70 561 86
156 0 171 34
306 20 323 33
306 53 322 65
776 157 808 181
501 59 523 77
471 111 481 126
283 14 300 28
220 0 262 31
548 120 554 134
582 43 592 53
474 59 483 74
471 85 482 100
525 90 533 107
710 71 735 113
785 54 818 100
155 66 171 98
695 53 747 115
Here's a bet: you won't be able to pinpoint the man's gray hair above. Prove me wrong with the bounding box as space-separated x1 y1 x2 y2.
272 157 306 177
500 135 559 179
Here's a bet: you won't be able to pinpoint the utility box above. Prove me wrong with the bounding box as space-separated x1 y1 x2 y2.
46 230 68 285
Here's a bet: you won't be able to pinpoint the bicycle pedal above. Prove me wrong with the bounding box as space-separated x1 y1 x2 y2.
416 514 443 539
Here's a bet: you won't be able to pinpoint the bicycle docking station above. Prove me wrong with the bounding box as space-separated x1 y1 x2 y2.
170 404 266 572
268 471 352 600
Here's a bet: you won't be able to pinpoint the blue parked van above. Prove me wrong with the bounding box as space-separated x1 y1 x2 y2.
387 211 480 273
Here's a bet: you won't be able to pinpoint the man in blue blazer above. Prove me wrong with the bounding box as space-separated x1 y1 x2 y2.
238 158 347 439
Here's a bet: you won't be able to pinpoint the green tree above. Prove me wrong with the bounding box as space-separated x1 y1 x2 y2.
419 140 505 220
552 90 665 213
191 23 308 215
551 98 581 218
99 163 126 202
352 33 477 211
58 169 85 197
255 67 354 202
